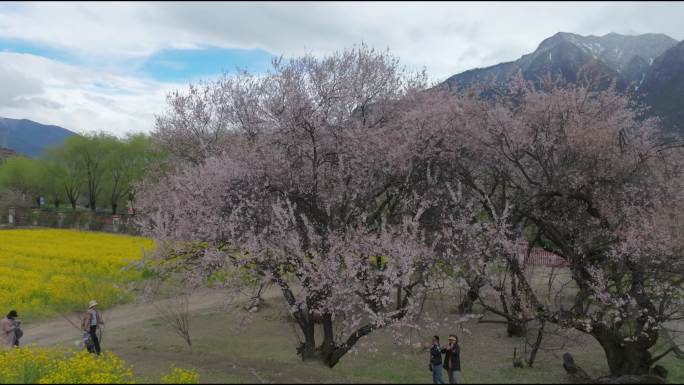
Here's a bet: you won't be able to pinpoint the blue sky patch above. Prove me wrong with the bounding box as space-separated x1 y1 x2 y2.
0 38 74 64
138 46 276 83
0 38 276 84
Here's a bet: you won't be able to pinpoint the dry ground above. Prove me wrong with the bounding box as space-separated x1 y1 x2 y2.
20 286 684 383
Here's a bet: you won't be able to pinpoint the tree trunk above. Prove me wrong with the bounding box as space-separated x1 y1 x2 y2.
296 318 317 360
563 352 666 384
598 336 654 376
112 202 118 215
324 323 374 368
506 275 525 338
574 287 590 316
526 320 545 367
458 276 483 313
321 313 335 356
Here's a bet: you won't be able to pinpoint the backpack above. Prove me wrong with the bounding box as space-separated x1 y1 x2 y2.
82 311 92 331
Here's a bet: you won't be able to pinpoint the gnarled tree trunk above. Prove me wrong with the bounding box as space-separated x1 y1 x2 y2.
597 337 654 377
562 352 666 384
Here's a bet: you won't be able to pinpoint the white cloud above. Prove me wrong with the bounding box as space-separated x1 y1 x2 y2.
3 2 684 77
0 65 44 105
2 2 684 81
0 2 682 135
0 52 183 136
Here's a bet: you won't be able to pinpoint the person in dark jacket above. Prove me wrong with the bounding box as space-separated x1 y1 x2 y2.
429 335 445 384
443 334 461 384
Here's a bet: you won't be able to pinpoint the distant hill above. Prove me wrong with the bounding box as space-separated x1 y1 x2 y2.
442 32 683 135
0 117 77 158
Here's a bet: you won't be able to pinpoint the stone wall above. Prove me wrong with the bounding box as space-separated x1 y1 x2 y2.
0 207 140 235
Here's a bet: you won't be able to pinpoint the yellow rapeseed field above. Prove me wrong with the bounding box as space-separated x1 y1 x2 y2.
0 346 200 384
0 229 154 319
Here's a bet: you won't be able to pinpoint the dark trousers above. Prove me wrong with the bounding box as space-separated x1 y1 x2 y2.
89 325 101 355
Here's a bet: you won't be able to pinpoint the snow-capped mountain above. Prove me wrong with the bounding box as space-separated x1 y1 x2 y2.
443 32 683 134
445 32 677 91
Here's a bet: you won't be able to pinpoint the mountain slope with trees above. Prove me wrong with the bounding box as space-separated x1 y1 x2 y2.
0 117 77 158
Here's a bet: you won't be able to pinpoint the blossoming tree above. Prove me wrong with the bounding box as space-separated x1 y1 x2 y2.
432 78 684 377
138 46 443 367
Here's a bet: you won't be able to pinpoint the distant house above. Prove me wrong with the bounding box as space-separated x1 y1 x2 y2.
514 243 571 267
0 147 17 164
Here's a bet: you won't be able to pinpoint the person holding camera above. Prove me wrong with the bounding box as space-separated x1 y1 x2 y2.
1 310 21 349
429 335 446 384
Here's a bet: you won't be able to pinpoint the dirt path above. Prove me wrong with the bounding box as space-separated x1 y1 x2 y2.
22 288 274 347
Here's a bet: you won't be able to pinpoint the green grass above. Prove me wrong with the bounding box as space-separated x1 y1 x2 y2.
659 355 684 381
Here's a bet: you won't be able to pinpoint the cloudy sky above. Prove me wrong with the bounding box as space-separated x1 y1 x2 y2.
1 1 683 136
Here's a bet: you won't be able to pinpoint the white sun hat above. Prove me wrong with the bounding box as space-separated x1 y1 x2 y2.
88 300 98 309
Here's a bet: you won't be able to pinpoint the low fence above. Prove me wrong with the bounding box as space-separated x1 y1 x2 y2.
0 207 140 235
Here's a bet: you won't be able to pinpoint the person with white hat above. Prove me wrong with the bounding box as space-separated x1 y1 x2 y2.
82 300 104 355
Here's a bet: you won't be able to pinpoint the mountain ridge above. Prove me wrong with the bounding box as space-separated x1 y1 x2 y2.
446 32 678 89
0 117 77 158
443 32 683 134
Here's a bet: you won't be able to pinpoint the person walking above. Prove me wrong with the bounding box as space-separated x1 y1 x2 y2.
82 300 104 355
1 310 19 350
429 336 445 384
443 334 461 384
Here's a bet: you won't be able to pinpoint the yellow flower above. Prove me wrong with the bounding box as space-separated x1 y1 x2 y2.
0 229 154 319
39 350 136 384
160 366 201 384
0 346 199 384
